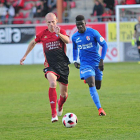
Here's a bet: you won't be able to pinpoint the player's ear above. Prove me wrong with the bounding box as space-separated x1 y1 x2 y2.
56 18 58 23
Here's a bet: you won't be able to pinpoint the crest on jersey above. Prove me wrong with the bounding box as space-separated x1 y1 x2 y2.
100 37 104 42
86 36 90 41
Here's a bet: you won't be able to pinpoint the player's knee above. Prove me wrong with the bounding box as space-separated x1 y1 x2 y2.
61 93 68 98
88 82 95 87
96 86 101 90
50 81 57 88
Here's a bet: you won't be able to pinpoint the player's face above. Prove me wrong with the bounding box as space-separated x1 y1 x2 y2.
76 20 86 33
46 15 57 32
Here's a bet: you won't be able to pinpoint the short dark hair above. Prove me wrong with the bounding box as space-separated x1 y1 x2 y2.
76 15 85 21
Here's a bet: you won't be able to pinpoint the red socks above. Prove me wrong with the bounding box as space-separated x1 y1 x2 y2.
58 94 68 111
48 88 57 117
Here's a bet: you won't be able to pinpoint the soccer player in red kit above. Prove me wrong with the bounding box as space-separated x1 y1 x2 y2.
20 13 70 123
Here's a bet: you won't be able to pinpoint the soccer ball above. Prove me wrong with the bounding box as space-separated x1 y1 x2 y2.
62 113 78 128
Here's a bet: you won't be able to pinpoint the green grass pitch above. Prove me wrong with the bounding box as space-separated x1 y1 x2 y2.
0 62 140 140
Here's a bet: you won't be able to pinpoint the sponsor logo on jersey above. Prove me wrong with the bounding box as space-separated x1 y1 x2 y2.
78 42 93 49
100 37 104 42
46 41 60 50
86 36 90 41
44 36 47 38
76 37 82 43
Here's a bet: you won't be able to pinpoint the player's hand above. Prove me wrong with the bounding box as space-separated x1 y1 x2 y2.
44 61 48 68
54 25 60 35
74 62 80 69
98 59 104 71
20 56 26 65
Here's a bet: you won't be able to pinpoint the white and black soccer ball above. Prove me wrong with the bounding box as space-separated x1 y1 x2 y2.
62 113 78 128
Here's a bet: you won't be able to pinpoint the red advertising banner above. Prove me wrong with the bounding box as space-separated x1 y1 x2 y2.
36 23 106 42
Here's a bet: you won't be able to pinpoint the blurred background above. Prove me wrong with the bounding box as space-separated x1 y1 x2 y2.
0 0 140 65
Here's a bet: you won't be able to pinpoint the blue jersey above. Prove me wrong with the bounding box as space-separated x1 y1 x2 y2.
72 27 106 67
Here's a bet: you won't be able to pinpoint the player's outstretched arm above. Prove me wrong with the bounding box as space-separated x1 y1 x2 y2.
20 40 36 65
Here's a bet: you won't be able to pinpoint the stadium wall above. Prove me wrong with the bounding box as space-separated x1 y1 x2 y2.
0 22 138 65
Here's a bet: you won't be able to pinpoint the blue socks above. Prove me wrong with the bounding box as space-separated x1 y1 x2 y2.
89 86 101 109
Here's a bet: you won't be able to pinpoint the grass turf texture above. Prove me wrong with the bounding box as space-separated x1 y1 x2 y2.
0 62 140 140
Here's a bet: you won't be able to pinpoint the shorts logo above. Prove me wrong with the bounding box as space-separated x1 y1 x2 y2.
44 68 48 73
81 69 91 74
86 36 90 41
100 37 104 42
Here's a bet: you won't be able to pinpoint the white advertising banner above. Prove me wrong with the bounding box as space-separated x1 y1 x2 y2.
0 42 123 65
0 44 33 65
103 42 123 62
33 44 44 64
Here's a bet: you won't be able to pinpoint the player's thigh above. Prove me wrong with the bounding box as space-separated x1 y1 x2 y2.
59 82 68 97
85 76 96 87
47 72 57 87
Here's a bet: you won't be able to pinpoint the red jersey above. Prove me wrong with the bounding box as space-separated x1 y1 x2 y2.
35 28 70 67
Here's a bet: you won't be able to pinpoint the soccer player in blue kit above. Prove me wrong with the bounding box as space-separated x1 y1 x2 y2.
72 15 108 116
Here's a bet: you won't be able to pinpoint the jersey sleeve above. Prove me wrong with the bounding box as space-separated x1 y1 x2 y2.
35 31 43 43
93 29 108 60
72 35 78 61
60 28 69 37
93 29 106 46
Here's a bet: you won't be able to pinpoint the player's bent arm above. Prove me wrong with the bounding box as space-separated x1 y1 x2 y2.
100 42 108 60
58 33 70 44
20 40 36 65
98 42 108 71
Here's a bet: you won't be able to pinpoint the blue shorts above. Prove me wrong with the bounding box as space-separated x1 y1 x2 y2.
80 65 103 81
